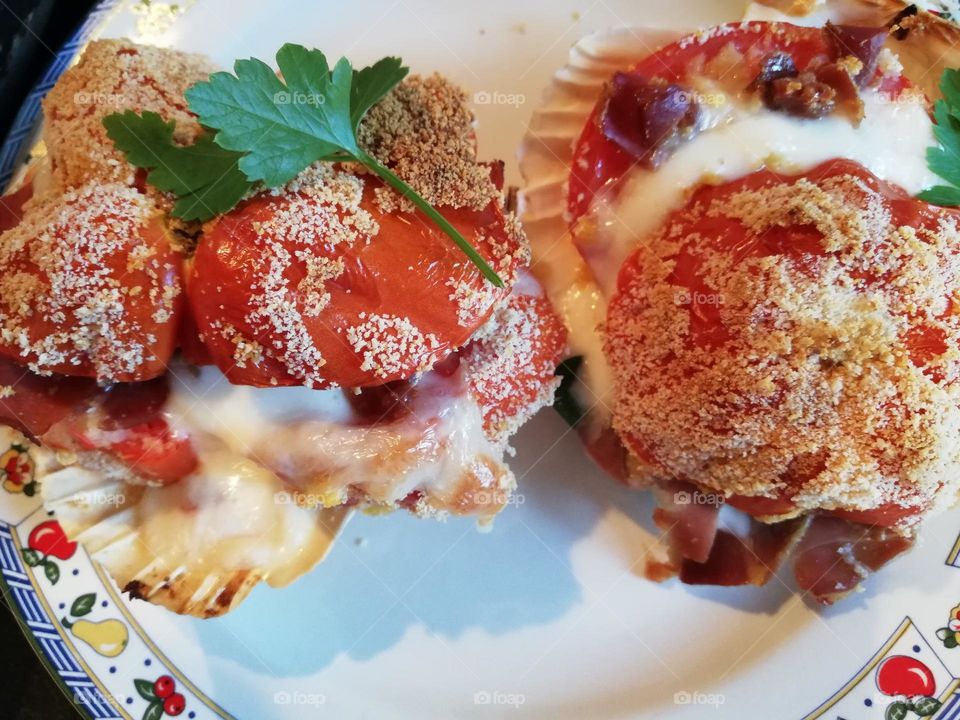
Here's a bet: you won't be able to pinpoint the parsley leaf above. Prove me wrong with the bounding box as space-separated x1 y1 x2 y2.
103 110 252 221
920 68 960 207
553 356 586 428
184 44 503 286
103 45 502 286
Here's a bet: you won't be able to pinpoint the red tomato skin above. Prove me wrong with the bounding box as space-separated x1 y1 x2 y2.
0 210 185 383
568 22 916 225
608 160 950 530
191 175 520 389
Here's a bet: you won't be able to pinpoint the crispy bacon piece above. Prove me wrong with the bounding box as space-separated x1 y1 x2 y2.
641 476 913 598
0 357 97 440
651 481 720 565
600 73 700 169
792 516 914 605
679 516 809 586
763 70 838 118
823 22 887 86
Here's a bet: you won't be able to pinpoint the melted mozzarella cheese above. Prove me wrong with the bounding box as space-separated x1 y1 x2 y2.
520 28 938 414
38 364 511 615
589 87 939 296
164 365 510 512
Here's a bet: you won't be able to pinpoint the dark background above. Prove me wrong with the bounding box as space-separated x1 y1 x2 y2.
1 4 100 717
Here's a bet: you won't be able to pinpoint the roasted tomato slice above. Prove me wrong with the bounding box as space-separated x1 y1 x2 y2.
606 159 954 530
462 289 568 442
567 21 909 225
91 418 197 484
41 376 197 485
190 165 524 389
0 183 184 382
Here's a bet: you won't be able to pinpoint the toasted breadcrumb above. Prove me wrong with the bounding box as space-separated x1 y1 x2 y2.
235 163 380 387
346 313 443 381
358 74 499 212
42 39 215 194
606 169 960 520
0 183 176 382
463 294 564 447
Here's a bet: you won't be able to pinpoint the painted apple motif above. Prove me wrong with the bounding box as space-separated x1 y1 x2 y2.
876 656 936 697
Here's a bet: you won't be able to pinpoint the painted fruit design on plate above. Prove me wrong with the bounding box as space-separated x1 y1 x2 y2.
0 442 36 495
22 519 77 584
936 604 960 649
135 675 187 719
875 655 942 719
61 593 129 658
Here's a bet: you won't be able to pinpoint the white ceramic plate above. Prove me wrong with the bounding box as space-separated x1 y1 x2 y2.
2 1 960 718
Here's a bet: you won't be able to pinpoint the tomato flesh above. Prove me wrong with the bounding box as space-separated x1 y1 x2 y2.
191 173 522 388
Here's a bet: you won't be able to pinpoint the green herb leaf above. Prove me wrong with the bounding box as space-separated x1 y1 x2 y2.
885 701 909 720
43 560 59 585
70 592 97 618
21 548 41 567
554 356 586 428
143 700 164 720
921 68 960 206
909 696 943 717
350 56 407 129
134 679 157 702
183 44 503 286
102 110 254 221
917 185 960 206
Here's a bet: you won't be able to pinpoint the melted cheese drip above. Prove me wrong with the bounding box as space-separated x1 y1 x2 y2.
591 88 939 296
520 28 938 416
165 365 509 512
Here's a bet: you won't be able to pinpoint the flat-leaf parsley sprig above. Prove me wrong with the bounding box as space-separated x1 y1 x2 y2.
102 43 503 287
919 68 960 207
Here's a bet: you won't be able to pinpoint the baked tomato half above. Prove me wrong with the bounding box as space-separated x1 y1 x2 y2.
0 183 184 383
189 165 524 389
567 21 909 225
606 159 957 530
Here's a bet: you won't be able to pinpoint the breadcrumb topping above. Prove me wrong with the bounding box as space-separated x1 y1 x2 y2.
358 74 499 212
463 293 564 446
0 183 176 382
42 39 215 193
606 166 960 519
235 163 380 386
346 312 442 380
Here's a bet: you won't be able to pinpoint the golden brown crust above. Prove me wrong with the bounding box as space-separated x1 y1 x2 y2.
41 39 215 193
605 168 960 519
358 74 499 212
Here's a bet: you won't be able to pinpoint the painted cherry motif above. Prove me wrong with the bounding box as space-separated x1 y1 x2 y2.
135 675 187 719
936 603 960 649
153 676 175 699
22 519 77 584
163 693 185 716
876 655 942 719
